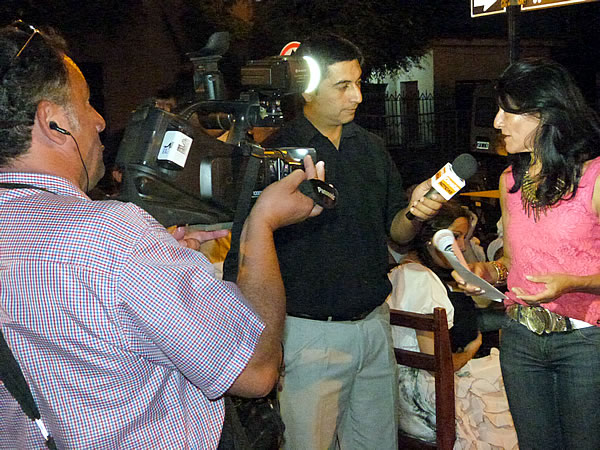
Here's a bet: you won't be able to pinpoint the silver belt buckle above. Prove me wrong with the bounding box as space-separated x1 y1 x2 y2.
524 307 546 335
511 305 569 334
551 311 568 332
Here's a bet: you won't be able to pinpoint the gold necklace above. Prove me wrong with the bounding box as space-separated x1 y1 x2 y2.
521 170 565 221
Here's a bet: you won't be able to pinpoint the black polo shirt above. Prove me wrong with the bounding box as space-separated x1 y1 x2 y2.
265 115 407 319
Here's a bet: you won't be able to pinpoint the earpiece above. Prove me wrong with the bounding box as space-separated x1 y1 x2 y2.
49 121 71 135
48 120 88 192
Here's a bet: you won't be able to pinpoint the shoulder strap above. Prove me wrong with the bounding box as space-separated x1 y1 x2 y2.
0 329 57 449
222 156 262 282
0 182 56 194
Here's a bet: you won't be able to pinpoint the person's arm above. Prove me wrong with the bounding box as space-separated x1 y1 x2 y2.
416 331 482 372
228 157 324 397
390 178 445 245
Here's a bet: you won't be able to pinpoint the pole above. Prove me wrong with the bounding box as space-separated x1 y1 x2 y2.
506 0 521 63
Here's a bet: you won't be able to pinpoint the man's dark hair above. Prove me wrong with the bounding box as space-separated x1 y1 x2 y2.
0 24 69 166
296 33 364 80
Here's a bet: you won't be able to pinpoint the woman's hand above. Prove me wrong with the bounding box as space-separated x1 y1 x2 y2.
512 273 576 304
451 262 495 296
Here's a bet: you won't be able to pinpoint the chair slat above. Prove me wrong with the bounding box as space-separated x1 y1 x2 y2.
391 307 456 450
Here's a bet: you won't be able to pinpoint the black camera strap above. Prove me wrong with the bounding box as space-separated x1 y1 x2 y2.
222 156 261 282
0 328 57 448
0 182 56 194
0 182 57 446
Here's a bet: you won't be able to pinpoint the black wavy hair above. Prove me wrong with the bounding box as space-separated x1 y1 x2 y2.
495 57 600 205
296 32 364 81
0 23 69 166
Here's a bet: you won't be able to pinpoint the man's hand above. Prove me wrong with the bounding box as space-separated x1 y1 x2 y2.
250 155 325 232
169 226 230 251
390 178 445 244
406 178 444 221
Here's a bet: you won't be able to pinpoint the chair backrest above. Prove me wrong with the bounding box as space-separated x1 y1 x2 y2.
390 307 455 450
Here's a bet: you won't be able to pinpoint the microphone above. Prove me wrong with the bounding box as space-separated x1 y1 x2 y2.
433 228 508 301
406 153 477 220
432 228 470 270
432 228 455 253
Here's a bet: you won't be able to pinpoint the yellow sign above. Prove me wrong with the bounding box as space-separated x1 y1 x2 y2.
472 0 597 16
522 0 598 10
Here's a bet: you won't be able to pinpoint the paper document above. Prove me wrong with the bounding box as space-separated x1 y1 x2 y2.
433 229 507 301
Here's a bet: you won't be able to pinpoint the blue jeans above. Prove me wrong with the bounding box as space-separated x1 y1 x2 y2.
500 319 600 450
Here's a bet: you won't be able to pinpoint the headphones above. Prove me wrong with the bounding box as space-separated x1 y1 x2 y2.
49 121 71 136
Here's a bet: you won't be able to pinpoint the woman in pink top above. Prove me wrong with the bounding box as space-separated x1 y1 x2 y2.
454 58 600 449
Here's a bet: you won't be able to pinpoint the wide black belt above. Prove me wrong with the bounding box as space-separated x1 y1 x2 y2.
287 308 373 322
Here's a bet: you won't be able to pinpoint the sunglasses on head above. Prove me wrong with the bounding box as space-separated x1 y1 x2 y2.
0 20 41 82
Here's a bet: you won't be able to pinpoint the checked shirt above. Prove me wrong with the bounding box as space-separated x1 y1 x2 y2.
0 172 263 449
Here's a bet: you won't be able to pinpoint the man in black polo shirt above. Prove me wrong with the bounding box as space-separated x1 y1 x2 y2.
266 33 444 449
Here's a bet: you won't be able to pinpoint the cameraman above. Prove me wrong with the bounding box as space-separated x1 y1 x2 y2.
0 23 324 448
264 33 444 449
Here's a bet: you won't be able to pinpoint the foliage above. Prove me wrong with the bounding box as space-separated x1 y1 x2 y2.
249 0 437 80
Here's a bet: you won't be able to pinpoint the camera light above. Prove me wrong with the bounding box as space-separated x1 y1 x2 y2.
303 55 321 94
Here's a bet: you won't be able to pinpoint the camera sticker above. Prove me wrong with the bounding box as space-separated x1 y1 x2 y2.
158 130 193 168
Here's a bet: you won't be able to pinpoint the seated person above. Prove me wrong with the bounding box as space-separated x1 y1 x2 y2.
487 218 504 263
387 201 518 449
461 206 487 264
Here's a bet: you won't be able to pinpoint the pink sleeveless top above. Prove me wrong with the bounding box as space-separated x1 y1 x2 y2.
504 156 600 326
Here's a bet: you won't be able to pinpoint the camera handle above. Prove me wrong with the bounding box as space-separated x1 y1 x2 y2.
176 93 264 147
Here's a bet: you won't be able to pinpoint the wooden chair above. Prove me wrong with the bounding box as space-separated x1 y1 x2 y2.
390 307 455 450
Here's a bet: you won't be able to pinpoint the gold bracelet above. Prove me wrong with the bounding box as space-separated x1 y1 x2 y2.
490 260 508 285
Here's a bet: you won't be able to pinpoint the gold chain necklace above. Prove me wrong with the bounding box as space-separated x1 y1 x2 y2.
521 170 565 221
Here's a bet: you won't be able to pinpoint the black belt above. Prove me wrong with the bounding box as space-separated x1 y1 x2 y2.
287 308 373 322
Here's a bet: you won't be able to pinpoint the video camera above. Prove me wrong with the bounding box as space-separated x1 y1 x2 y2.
115 32 320 228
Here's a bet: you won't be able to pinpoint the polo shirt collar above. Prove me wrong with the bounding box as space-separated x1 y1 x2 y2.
291 114 360 145
0 172 89 199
